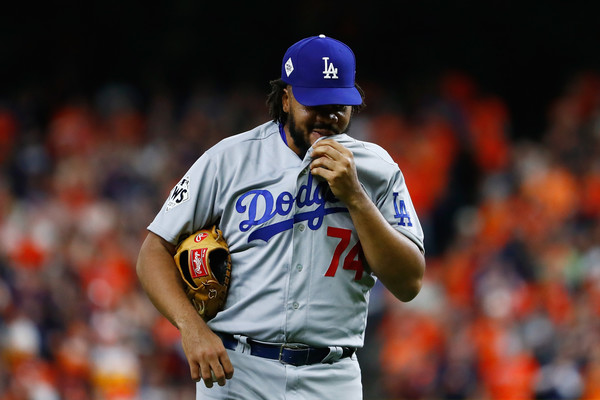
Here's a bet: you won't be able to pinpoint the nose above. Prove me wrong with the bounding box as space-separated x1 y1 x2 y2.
317 109 338 123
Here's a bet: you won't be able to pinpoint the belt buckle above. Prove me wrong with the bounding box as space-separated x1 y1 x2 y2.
278 344 286 364
278 343 306 365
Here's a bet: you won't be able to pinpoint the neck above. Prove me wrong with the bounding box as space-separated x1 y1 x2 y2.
280 123 305 158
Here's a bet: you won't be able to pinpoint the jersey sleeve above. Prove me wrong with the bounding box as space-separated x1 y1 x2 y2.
147 151 220 245
376 169 425 254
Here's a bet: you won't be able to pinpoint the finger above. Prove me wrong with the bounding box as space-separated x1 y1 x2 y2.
220 354 234 380
312 145 341 160
189 360 201 383
210 363 227 387
313 139 348 155
200 363 214 388
310 166 334 182
310 156 336 172
313 138 341 149
312 142 344 159
313 148 353 170
313 152 355 179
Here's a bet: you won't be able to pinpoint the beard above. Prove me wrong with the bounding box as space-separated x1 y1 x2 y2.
287 111 352 158
288 111 311 158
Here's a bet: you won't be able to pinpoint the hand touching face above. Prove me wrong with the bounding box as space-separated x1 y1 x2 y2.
309 139 362 207
283 87 352 158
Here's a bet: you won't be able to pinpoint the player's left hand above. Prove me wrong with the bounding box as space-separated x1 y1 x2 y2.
180 323 234 388
309 139 364 206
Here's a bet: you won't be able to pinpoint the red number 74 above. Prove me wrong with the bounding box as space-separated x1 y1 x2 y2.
324 227 364 280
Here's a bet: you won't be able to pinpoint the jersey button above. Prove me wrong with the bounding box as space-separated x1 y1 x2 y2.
292 302 299 309
296 264 303 272
298 224 305 232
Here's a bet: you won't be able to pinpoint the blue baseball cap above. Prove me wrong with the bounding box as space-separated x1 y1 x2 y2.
281 34 362 106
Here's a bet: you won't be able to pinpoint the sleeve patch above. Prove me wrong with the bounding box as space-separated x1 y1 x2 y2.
166 176 190 211
392 192 413 227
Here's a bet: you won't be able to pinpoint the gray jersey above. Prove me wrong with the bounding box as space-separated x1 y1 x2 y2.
148 121 424 348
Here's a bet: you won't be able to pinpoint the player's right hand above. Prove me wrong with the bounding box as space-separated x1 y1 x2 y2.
180 321 234 388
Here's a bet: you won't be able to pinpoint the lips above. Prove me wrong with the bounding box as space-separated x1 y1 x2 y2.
312 126 336 136
308 125 338 145
309 130 333 144
309 131 323 145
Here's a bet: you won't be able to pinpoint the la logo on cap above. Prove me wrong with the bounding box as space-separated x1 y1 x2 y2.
322 57 338 79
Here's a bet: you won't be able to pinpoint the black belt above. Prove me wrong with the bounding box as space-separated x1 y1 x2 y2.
216 332 355 366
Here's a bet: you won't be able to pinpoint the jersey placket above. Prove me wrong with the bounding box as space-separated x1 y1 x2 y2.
284 157 315 342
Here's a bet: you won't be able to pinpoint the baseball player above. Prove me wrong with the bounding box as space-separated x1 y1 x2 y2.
137 34 425 399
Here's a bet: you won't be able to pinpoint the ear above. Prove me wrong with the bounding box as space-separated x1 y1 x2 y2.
282 87 290 113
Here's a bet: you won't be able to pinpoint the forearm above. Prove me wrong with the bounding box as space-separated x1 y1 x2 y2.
137 231 234 386
136 232 208 332
346 190 425 302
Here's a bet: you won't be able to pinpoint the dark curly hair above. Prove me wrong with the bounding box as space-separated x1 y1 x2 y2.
266 79 366 125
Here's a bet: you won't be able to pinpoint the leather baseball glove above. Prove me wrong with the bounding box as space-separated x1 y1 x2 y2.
174 226 232 321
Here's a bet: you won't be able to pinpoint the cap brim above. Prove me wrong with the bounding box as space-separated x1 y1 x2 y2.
292 86 362 106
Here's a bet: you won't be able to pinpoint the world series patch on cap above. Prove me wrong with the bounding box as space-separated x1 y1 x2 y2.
281 34 362 106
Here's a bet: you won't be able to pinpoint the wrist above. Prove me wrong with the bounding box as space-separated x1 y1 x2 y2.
343 186 372 211
173 307 207 332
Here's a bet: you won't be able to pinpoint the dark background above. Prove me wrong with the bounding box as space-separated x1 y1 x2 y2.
2 0 600 140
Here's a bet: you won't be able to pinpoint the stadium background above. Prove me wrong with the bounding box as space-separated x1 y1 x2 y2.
1 1 600 399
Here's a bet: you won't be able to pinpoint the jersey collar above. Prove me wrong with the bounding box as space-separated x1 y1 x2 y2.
278 123 288 146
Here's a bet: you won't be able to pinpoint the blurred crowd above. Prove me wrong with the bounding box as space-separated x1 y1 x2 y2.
0 71 599 400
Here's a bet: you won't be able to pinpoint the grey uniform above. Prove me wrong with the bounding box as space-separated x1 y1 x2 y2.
148 120 424 398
